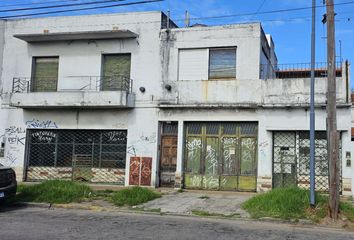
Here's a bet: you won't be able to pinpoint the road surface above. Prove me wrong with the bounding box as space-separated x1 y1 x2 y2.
0 206 353 240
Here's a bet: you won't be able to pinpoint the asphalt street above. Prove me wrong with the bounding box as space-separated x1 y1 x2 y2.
0 206 354 240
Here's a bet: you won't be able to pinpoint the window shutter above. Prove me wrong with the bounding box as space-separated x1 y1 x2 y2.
33 57 59 92
102 54 131 91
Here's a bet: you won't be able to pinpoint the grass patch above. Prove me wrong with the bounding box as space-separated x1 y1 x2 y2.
111 186 161 206
340 202 354 222
191 209 239 218
242 187 328 221
191 209 214 216
92 189 114 200
16 180 93 204
199 195 210 199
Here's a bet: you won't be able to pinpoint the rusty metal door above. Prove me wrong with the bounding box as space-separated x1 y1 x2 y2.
129 157 152 186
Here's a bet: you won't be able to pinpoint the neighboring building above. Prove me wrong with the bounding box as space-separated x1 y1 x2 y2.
0 11 352 195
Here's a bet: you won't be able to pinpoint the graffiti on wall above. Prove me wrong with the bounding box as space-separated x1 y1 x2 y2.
129 157 152 186
258 140 269 162
127 132 157 157
26 119 58 129
2 126 26 146
0 119 58 166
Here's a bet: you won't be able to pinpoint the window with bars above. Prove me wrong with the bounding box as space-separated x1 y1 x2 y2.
27 130 127 169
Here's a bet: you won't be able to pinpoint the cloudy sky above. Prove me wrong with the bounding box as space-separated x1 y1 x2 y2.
0 0 353 85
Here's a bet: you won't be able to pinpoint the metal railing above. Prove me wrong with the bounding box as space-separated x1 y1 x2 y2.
12 75 133 93
260 62 343 79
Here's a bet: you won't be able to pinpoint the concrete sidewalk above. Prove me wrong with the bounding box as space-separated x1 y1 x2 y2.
139 190 254 218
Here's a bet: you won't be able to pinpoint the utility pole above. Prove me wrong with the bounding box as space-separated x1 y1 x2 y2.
326 0 340 220
309 0 316 207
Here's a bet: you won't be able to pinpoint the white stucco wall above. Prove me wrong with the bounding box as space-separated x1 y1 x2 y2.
0 12 351 195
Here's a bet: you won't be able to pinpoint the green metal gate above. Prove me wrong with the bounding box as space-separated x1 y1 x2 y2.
184 122 258 191
273 131 341 192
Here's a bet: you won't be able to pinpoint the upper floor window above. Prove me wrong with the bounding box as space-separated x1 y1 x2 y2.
178 47 237 81
32 57 59 92
209 48 236 79
102 54 131 91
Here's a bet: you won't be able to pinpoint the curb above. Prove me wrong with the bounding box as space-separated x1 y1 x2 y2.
12 201 354 232
11 202 51 209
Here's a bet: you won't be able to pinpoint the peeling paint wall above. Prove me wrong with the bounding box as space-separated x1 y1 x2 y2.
0 12 352 194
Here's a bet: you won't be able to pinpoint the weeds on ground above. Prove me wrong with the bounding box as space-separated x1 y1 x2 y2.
242 187 328 221
111 186 161 206
191 209 240 218
92 189 114 200
16 180 93 204
340 202 354 222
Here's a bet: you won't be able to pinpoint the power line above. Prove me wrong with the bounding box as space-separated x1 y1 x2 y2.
0 0 81 9
186 1 354 21
0 0 128 13
0 0 352 25
1 0 353 19
250 0 267 20
0 0 164 19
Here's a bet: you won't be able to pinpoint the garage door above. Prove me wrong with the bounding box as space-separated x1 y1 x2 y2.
184 122 258 191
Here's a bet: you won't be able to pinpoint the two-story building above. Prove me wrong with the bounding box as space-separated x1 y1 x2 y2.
0 11 352 195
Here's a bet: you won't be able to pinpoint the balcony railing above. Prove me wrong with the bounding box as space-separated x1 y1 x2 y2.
260 62 343 79
12 75 133 93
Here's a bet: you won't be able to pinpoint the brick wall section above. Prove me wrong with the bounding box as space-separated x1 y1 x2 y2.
257 176 272 192
342 178 352 196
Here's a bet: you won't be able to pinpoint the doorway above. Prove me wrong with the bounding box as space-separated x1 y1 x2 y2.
159 122 178 187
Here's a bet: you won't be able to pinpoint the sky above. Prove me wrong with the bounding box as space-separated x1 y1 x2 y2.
0 0 353 86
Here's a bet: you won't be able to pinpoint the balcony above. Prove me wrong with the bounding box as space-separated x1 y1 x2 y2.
158 61 349 108
260 62 343 79
9 76 135 108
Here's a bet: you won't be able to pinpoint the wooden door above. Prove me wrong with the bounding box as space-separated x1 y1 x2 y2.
159 135 177 187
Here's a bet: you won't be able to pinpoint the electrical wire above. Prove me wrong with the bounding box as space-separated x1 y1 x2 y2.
0 0 164 19
1 0 353 21
0 0 81 9
249 0 267 20
0 0 128 13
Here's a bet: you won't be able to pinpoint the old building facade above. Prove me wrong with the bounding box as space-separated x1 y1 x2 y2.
0 11 352 195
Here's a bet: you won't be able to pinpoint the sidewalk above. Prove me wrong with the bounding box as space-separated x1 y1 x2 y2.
140 190 254 218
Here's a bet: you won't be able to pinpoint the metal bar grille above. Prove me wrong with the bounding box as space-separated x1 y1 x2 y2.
273 131 342 192
184 122 258 191
26 129 127 184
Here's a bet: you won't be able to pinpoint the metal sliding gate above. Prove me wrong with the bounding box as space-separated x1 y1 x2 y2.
184 122 258 191
273 131 341 192
26 129 127 184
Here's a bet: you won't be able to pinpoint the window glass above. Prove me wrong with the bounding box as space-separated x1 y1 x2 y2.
209 48 236 79
32 57 59 92
102 54 131 91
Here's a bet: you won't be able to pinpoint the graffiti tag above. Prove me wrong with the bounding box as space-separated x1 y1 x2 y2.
26 119 58 129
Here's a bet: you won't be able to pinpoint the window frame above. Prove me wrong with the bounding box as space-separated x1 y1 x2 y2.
31 56 59 92
208 47 237 80
101 53 132 91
